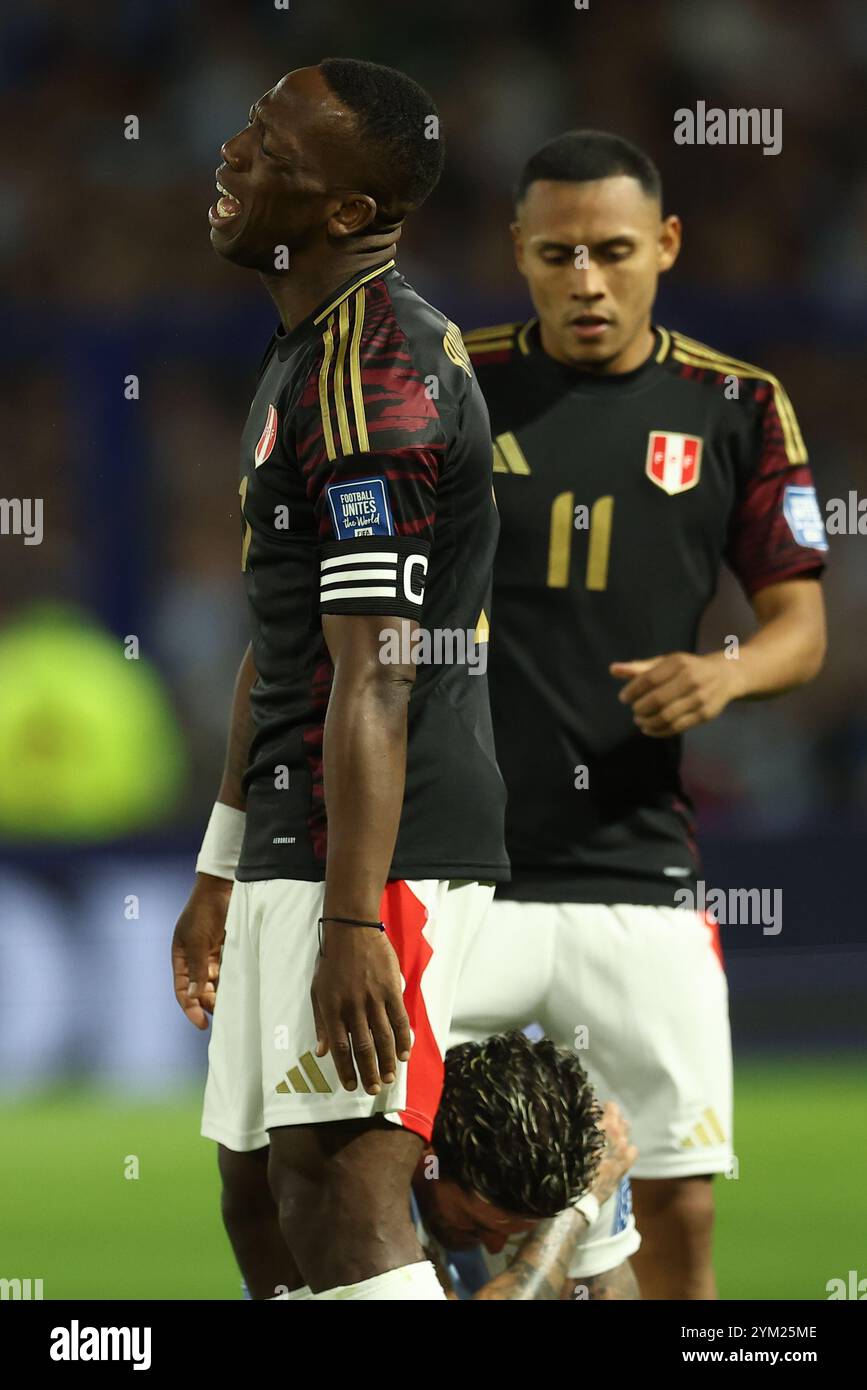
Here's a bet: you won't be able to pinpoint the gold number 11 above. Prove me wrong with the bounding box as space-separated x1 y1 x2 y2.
547 492 614 590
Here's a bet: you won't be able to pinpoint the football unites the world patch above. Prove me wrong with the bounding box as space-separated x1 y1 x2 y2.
645 430 703 495
326 476 395 539
783 485 828 550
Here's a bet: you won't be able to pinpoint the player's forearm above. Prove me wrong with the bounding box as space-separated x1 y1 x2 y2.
562 1260 641 1301
216 643 257 811
725 594 826 701
471 1209 587 1301
321 668 414 921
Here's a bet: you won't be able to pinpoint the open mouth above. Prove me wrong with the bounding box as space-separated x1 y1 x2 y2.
569 315 609 338
209 178 243 226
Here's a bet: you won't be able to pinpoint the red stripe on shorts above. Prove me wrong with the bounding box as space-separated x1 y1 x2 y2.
699 909 725 969
380 880 440 1141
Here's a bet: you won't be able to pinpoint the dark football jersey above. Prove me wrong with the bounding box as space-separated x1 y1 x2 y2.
235 262 508 883
465 319 828 906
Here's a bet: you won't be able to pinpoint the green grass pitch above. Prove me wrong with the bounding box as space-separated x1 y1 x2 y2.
1 1058 863 1300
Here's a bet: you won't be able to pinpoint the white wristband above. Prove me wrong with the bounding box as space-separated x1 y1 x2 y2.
195 802 246 880
571 1191 600 1229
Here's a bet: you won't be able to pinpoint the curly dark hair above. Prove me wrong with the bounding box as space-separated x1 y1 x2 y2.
319 57 445 220
432 1032 606 1218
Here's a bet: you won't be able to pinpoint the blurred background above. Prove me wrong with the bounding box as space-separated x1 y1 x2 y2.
1 0 865 1299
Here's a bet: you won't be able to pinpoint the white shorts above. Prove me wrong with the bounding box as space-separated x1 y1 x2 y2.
201 877 494 1151
450 900 733 1180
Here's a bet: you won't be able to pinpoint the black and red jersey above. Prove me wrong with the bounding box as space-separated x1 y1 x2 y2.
235 262 508 883
466 319 828 906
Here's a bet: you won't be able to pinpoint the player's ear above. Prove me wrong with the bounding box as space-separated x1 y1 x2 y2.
510 220 527 278
327 193 378 239
657 213 682 273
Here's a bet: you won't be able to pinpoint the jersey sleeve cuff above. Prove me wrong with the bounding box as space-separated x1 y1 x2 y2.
319 535 432 617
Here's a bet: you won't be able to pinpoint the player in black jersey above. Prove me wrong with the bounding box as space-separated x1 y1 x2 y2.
451 131 828 1299
170 60 507 1302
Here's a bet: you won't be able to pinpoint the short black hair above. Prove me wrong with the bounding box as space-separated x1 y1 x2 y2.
319 57 444 219
432 1032 606 1218
514 129 661 208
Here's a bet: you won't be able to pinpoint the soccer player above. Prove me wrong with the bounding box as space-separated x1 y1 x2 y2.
415 1034 639 1300
218 1032 640 1301
170 60 508 1302
452 131 828 1299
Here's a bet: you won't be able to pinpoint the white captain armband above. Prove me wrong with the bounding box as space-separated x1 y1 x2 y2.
319 536 431 617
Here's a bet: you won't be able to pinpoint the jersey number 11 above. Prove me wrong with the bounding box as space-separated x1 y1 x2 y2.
547 492 614 591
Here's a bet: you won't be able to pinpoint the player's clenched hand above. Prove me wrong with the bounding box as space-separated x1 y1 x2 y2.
611 650 741 737
590 1101 638 1206
171 873 233 1030
311 924 412 1095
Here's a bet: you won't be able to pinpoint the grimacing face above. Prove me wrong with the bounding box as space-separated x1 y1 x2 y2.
209 66 377 272
416 1171 538 1255
511 175 681 372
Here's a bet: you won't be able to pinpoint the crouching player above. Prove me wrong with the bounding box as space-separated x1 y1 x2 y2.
222 1031 640 1300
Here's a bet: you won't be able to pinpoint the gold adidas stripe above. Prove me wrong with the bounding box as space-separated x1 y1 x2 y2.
704 1107 726 1144
333 298 353 455
517 318 537 355
655 326 671 362
299 1051 332 1094
349 288 369 451
313 260 395 326
467 337 514 355
463 321 521 342
494 431 531 475
671 333 807 464
318 316 337 462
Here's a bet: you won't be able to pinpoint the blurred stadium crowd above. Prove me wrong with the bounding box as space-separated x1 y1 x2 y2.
2 0 866 840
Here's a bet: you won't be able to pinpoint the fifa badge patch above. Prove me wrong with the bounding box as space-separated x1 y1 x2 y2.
783 485 828 550
254 403 278 467
645 431 703 495
326 476 395 539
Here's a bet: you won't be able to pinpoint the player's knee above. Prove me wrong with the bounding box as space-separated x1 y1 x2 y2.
267 1136 386 1253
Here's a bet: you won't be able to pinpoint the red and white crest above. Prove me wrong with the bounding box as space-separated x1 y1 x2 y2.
254 403 278 467
645 431 702 495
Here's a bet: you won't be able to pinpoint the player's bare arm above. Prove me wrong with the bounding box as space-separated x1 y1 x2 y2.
312 613 416 1096
562 1260 641 1301
217 642 257 811
470 1207 591 1300
612 577 826 737
171 643 257 1028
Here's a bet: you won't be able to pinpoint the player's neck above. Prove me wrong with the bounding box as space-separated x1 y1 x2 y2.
540 321 656 377
261 241 399 333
